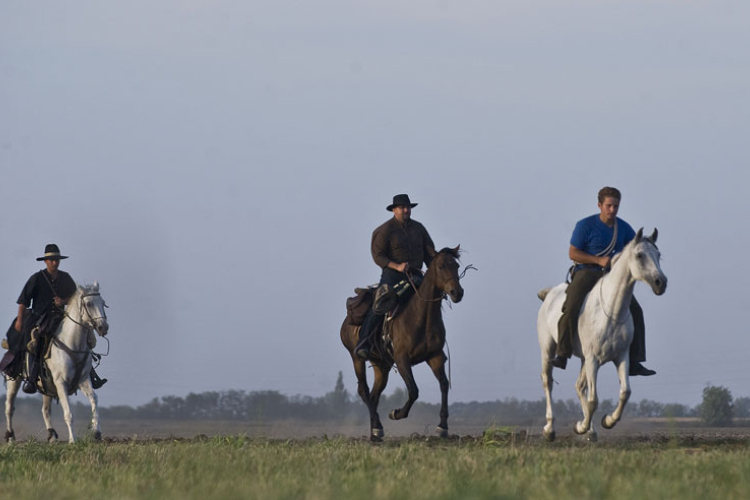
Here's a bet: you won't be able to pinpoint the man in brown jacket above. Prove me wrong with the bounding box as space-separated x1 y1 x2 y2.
355 194 436 359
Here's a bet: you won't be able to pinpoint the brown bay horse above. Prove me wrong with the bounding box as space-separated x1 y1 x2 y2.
340 246 465 441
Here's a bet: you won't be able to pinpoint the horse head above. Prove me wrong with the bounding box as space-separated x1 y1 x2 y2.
78 281 109 336
628 228 667 296
429 245 464 303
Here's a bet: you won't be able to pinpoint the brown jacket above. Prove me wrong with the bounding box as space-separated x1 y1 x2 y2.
371 217 435 271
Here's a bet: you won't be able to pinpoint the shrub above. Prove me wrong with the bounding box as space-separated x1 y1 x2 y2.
700 385 733 426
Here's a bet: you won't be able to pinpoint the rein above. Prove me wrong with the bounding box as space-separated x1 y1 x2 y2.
53 289 110 391
597 237 659 324
406 272 445 303
406 263 477 303
597 278 629 325
63 292 108 329
50 336 91 394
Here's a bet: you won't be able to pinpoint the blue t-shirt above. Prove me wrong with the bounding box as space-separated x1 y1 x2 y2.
570 214 636 262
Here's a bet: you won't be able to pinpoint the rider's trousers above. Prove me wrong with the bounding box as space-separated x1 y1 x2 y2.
556 268 646 362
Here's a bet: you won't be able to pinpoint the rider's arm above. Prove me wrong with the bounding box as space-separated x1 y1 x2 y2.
372 224 401 271
569 245 611 268
372 225 408 273
421 224 436 268
56 273 77 307
15 304 25 332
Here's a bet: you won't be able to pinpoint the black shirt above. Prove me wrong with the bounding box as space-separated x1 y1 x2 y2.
371 217 435 271
17 270 77 314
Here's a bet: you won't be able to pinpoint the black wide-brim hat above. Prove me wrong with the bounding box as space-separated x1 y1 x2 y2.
36 243 68 261
387 194 418 211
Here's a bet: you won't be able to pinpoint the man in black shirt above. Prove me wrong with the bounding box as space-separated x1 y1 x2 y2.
355 194 436 359
14 244 107 393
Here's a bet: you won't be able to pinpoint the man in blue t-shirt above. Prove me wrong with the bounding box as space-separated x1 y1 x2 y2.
551 187 655 376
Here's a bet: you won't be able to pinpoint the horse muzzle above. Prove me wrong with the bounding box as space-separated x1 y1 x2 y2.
447 283 464 303
94 320 109 336
651 275 668 296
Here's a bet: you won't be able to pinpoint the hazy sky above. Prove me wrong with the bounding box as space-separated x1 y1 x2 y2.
1 1 748 410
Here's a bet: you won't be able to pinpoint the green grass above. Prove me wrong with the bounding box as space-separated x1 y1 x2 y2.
0 435 748 499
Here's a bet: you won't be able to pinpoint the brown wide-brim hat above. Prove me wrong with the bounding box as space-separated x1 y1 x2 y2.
387 194 418 211
36 243 68 261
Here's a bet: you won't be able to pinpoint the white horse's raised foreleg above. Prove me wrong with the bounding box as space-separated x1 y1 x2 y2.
602 358 632 429
575 359 599 436
541 357 556 441
79 378 101 440
5 378 21 443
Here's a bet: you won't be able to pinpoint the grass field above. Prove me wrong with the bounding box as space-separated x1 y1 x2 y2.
1 431 749 500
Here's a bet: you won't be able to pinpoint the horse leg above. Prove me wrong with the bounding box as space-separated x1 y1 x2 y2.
575 359 599 438
573 362 588 430
541 355 556 441
352 357 382 441
368 364 390 440
427 353 450 438
53 378 76 444
389 358 418 421
602 358 631 429
41 394 59 442
79 378 101 440
5 378 20 443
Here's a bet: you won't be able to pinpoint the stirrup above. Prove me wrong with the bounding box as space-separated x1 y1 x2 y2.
91 370 108 389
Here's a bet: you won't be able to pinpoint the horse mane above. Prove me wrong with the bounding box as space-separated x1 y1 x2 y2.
437 247 461 258
66 284 99 310
611 235 659 268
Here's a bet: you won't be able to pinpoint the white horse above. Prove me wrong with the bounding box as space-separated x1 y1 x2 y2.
537 228 667 441
5 282 109 443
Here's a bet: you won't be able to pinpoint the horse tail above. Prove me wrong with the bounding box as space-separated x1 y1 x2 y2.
537 288 551 302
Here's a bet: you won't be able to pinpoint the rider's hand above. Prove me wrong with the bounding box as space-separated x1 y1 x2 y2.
599 256 612 269
14 319 22 332
394 262 408 273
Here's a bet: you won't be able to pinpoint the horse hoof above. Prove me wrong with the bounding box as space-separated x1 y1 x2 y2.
587 431 598 443
47 428 59 442
436 426 449 438
5 430 15 443
601 415 616 430
389 410 397 420
94 431 102 441
574 422 587 435
543 431 556 442
371 427 384 439
370 434 383 443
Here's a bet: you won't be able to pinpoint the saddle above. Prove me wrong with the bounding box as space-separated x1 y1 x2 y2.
345 277 416 327
345 285 377 326
1 311 60 380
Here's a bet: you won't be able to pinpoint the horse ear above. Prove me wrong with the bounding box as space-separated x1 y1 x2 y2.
635 227 644 243
93 280 99 291
651 228 658 243
452 245 461 257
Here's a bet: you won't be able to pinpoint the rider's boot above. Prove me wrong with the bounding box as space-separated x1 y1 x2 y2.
23 354 39 394
629 362 656 376
91 369 108 389
355 337 371 360
550 355 568 370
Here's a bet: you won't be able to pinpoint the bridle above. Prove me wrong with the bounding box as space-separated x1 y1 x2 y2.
63 291 108 332
406 259 476 303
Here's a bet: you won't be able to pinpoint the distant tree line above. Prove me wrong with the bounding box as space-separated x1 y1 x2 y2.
10 374 748 427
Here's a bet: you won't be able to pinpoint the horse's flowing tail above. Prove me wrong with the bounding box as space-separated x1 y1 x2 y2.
537 288 551 302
